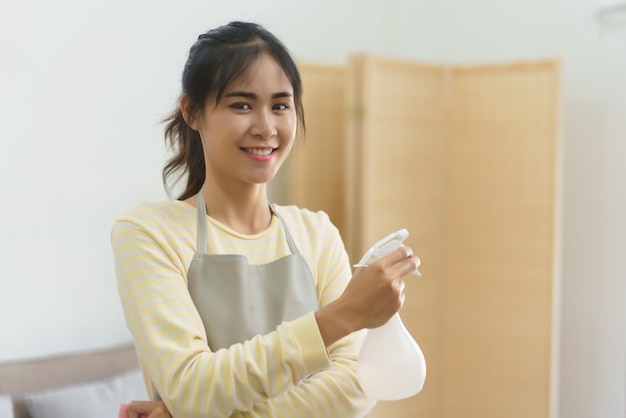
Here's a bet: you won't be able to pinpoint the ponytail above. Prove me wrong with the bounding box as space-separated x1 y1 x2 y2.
162 109 205 200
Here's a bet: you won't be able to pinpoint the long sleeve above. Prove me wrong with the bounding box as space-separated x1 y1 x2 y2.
111 202 373 417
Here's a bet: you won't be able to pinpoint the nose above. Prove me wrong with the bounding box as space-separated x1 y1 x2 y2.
251 108 277 139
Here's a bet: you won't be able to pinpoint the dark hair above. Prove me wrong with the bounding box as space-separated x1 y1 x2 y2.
162 21 305 200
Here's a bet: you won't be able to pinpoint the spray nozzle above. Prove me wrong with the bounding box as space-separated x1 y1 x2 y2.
353 228 421 275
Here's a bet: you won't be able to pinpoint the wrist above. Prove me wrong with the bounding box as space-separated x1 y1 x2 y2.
315 298 360 347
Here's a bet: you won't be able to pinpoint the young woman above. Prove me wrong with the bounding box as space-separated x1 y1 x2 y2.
112 21 419 418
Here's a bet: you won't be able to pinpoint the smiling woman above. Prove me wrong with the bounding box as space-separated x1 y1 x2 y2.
111 21 419 418
160 22 305 203
179 53 298 204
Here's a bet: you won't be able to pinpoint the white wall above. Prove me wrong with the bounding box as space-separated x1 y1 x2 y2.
0 0 382 361
1 1 624 417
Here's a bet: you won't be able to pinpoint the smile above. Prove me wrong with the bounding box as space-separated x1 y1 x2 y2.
242 148 276 156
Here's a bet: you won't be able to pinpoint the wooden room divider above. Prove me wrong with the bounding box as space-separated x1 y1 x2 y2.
276 56 561 418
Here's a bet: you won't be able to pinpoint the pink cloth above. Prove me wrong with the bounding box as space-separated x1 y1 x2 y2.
118 403 148 418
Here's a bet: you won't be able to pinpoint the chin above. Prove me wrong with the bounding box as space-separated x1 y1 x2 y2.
245 175 274 186
248 169 281 185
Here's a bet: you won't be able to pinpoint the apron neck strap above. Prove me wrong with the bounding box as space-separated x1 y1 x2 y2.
195 189 301 256
196 190 209 254
269 203 301 256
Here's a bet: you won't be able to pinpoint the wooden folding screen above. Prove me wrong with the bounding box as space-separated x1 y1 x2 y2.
442 62 560 418
284 56 560 418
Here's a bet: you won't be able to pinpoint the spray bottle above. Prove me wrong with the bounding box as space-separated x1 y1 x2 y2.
353 229 427 401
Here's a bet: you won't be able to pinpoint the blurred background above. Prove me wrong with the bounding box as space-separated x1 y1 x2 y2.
0 1 624 417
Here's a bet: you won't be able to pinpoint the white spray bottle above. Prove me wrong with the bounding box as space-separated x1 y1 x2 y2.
354 229 426 400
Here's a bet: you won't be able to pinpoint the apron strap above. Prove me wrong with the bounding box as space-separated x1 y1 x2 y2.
196 190 209 255
270 203 301 256
195 189 302 256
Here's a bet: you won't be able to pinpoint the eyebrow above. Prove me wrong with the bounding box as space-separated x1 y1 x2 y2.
222 91 293 100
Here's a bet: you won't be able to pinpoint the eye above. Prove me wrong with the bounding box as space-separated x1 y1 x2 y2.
230 103 251 111
273 103 289 111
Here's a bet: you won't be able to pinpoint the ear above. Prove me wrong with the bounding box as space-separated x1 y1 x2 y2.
180 94 200 131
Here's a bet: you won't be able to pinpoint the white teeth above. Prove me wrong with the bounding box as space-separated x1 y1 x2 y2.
244 148 273 156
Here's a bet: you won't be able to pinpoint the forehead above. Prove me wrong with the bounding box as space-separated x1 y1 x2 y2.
225 53 294 94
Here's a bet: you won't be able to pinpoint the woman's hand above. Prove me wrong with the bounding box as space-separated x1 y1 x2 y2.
126 400 171 418
343 245 418 328
315 245 419 346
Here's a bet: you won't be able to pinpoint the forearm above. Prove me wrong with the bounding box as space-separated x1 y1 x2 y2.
315 297 360 347
136 314 331 418
247 333 374 418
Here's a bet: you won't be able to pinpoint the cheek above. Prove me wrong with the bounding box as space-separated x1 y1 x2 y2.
208 112 237 131
200 114 239 144
280 114 298 141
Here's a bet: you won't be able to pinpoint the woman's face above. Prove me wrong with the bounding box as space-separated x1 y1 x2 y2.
189 53 298 189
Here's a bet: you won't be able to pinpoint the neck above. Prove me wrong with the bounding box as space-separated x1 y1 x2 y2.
196 180 272 235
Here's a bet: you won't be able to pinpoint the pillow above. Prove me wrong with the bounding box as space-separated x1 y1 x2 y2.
0 393 14 418
24 368 146 418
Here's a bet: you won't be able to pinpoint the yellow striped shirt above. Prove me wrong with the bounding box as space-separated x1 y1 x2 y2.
111 200 374 417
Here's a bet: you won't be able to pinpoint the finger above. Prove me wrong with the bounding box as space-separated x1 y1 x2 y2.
393 277 406 296
125 403 138 418
128 401 164 416
389 278 406 312
413 255 421 269
379 245 413 266
148 404 171 418
119 404 133 418
394 255 421 278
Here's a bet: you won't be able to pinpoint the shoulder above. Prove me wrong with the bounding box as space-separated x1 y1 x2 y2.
114 201 195 227
271 204 335 231
111 201 197 245
272 205 350 282
111 201 197 270
271 204 343 249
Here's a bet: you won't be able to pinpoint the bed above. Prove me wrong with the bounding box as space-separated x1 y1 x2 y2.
0 344 146 418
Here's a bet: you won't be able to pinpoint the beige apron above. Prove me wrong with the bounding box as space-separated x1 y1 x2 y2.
187 191 320 350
